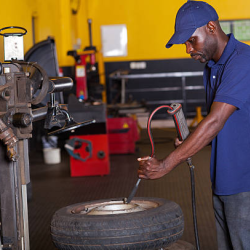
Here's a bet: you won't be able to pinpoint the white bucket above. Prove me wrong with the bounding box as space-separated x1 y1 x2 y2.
43 148 61 164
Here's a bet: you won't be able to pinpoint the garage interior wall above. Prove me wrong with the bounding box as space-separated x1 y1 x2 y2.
0 0 249 67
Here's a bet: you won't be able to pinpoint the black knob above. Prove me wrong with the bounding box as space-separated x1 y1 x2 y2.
12 113 32 127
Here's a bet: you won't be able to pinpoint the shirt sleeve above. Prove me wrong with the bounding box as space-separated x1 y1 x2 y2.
214 54 250 109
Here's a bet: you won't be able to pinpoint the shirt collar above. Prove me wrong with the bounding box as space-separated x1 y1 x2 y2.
207 33 236 68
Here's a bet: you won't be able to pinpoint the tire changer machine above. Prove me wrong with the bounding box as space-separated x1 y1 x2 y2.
0 27 93 250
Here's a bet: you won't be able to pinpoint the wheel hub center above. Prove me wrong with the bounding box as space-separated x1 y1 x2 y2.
72 199 159 215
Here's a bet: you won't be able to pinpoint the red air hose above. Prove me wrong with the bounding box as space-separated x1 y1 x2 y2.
147 105 173 157
146 104 200 250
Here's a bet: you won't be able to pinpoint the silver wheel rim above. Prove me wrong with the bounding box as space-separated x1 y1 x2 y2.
72 199 160 215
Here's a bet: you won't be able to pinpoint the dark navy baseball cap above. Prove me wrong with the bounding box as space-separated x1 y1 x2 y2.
166 1 218 48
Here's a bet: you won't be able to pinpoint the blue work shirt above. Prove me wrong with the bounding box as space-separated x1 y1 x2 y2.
204 33 250 195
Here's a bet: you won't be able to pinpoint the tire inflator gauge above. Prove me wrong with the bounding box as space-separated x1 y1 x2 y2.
125 103 200 250
167 103 190 141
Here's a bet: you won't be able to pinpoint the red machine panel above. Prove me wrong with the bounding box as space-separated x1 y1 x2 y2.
107 117 140 154
69 134 110 177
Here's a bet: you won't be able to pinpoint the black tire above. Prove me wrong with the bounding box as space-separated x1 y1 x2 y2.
51 197 184 250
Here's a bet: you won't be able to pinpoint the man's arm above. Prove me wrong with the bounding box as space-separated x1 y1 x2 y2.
138 101 237 179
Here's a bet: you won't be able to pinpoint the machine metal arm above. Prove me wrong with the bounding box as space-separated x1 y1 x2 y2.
0 60 94 250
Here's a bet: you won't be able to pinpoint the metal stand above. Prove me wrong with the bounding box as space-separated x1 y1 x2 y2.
108 70 204 117
0 140 30 250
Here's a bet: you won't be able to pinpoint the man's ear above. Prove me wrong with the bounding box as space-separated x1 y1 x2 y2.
207 21 216 34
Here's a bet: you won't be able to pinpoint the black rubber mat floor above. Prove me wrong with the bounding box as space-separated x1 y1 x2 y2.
28 128 217 250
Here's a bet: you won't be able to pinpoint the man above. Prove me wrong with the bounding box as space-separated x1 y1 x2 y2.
138 1 250 249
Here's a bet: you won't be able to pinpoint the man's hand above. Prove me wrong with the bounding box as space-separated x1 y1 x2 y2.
137 156 169 180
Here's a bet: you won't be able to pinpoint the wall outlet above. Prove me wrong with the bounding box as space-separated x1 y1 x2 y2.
130 61 147 69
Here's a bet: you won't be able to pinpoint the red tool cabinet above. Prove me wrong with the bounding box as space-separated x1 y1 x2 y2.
107 117 139 154
67 97 110 177
69 134 110 177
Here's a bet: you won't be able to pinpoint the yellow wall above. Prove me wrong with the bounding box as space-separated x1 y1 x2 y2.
83 0 250 62
0 0 249 66
0 0 75 66
29 0 74 66
0 0 34 62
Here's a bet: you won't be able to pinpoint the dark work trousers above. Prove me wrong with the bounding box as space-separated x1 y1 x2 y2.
213 192 250 250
